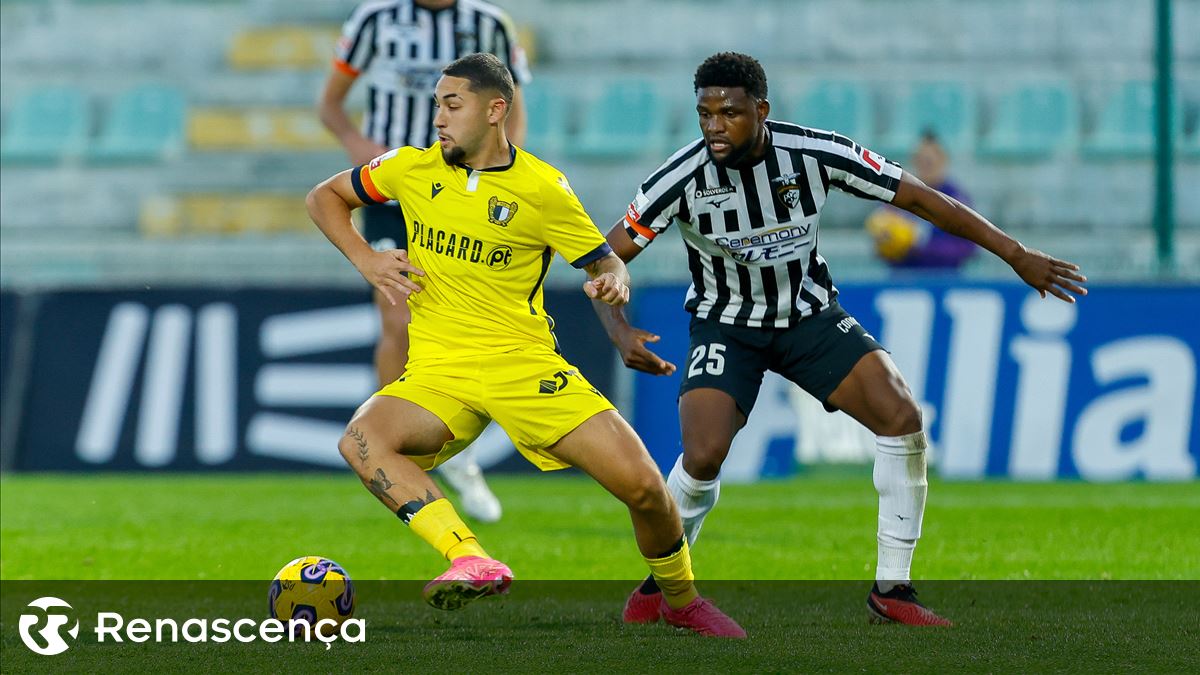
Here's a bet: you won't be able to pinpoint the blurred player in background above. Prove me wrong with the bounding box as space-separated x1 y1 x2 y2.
596 52 1088 626
865 130 977 269
307 54 745 637
317 0 533 523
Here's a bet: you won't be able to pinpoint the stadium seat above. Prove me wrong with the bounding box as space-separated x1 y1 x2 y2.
228 26 340 70
520 79 570 158
1182 127 1200 161
0 87 89 163
979 82 1078 160
877 81 975 160
571 79 671 160
786 80 873 143
187 108 341 151
1082 81 1182 159
140 193 311 236
89 85 186 162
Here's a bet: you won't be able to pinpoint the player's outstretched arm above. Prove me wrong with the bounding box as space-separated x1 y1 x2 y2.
586 223 676 376
306 170 425 306
890 171 1088 303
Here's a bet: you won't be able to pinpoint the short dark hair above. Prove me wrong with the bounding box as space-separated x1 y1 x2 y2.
694 52 768 100
442 52 515 104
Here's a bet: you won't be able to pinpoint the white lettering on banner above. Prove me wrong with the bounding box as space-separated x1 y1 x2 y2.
254 364 376 407
76 303 149 463
245 413 351 467
77 303 237 466
1072 337 1197 481
196 304 238 465
939 291 1005 478
259 304 378 358
1009 296 1077 479
135 305 192 467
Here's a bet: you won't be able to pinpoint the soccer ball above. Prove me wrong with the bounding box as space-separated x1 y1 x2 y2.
268 556 355 633
865 207 924 262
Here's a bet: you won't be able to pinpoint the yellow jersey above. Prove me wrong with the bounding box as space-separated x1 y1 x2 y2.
352 144 611 365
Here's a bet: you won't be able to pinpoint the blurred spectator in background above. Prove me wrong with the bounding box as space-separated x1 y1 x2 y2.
865 131 977 270
318 0 533 523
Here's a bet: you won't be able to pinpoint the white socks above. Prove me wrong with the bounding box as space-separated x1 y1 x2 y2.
873 431 929 590
666 454 720 547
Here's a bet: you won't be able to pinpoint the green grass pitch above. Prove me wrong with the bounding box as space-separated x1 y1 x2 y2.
2 470 1196 581
2 471 1197 672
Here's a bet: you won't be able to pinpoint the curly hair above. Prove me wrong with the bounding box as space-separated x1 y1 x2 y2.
693 52 768 100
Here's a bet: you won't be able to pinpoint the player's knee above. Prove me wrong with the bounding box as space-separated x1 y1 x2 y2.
622 473 671 515
681 443 727 481
337 430 362 468
879 398 923 438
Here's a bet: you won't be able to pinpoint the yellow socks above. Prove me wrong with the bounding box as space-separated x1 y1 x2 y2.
407 498 489 560
644 538 699 609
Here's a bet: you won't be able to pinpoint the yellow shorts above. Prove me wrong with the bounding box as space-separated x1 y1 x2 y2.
374 346 615 471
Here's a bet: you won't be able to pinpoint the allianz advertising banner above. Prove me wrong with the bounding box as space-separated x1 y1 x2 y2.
10 289 613 472
630 281 1199 482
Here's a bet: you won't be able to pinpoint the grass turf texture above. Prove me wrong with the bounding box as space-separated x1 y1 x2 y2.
2 470 1197 581
2 472 1196 672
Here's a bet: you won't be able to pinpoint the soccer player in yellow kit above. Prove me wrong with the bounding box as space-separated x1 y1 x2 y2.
306 53 743 637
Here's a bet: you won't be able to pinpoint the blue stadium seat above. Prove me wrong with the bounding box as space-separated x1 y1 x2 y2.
787 80 873 143
877 81 975 161
0 87 90 163
979 82 1078 160
89 85 186 162
520 79 570 159
1082 81 1182 159
571 79 670 160
1182 126 1200 161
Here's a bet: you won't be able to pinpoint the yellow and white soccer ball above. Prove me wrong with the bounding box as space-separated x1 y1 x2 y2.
269 556 355 633
865 207 922 262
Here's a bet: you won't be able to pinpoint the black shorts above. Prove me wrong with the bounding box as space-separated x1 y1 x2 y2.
679 301 884 416
361 203 407 250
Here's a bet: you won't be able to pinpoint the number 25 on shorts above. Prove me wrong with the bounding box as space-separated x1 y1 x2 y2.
688 343 726 377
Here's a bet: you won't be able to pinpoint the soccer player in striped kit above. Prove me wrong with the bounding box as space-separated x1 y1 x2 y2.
598 52 1088 625
318 0 532 523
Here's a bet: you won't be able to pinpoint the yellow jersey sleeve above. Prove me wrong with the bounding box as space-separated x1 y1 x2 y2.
540 173 612 268
352 147 422 204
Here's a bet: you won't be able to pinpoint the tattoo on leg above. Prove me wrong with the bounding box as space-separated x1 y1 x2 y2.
347 426 368 465
367 468 399 508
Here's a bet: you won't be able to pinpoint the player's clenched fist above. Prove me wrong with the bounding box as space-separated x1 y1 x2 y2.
355 248 426 306
584 272 630 306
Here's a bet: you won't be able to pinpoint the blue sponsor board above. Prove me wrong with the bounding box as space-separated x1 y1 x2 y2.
14 288 613 471
0 290 17 389
631 281 1199 481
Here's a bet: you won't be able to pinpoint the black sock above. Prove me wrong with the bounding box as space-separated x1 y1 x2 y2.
638 575 660 595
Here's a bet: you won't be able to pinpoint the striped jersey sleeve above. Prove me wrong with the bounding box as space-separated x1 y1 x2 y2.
334 1 387 76
806 129 902 202
623 140 706 248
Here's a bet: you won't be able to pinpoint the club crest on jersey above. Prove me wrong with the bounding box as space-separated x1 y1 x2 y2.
771 172 804 209
488 196 518 227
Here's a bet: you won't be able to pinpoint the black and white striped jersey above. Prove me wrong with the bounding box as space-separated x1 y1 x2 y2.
624 120 903 328
334 0 532 150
